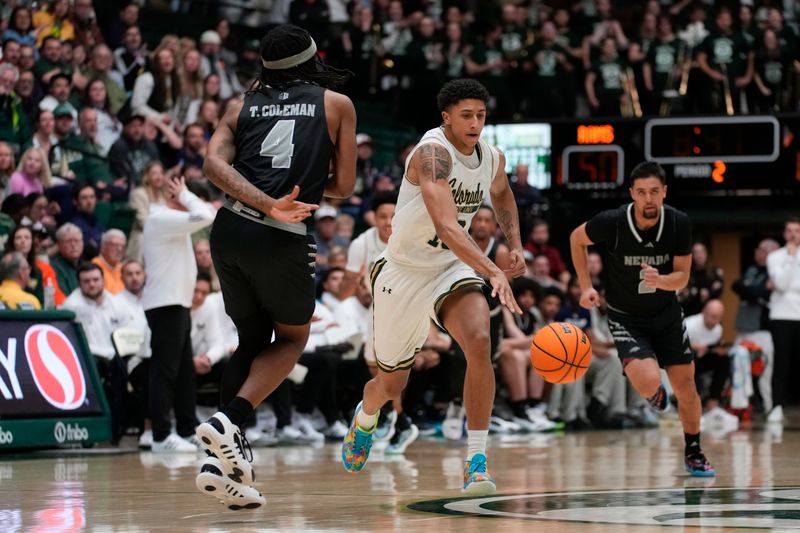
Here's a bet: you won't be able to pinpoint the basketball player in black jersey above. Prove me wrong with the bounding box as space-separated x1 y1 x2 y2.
194 25 357 509
570 161 715 477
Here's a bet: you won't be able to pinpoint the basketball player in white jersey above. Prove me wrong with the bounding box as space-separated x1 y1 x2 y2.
341 79 526 496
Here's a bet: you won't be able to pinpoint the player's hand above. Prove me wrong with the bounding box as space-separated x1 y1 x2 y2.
268 185 319 223
193 355 212 375
641 263 660 289
505 249 527 278
579 287 599 309
489 270 522 315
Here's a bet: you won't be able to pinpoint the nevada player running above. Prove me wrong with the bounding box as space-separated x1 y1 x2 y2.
570 161 715 477
196 25 356 509
341 79 527 496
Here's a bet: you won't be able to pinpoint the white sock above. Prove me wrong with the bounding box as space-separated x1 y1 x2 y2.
356 408 378 432
466 429 489 460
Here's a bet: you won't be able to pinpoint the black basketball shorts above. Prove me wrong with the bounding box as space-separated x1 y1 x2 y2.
210 208 316 325
606 301 693 368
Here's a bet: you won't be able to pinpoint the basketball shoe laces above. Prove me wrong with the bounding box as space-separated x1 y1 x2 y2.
352 427 372 458
465 457 488 477
235 430 253 464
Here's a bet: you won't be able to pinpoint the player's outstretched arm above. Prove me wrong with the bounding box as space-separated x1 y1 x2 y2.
204 99 317 223
488 149 526 278
570 223 599 309
324 91 357 199
411 143 521 314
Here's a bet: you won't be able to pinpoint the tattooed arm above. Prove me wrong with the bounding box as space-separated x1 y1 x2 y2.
410 142 521 313
204 99 317 223
489 149 526 278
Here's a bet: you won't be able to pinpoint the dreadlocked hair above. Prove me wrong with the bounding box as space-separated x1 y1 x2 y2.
250 25 352 93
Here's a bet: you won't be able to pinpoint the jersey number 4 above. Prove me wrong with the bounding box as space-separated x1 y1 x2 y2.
638 268 656 294
427 220 466 250
259 119 295 168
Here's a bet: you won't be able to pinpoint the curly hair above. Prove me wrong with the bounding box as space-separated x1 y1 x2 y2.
436 79 490 112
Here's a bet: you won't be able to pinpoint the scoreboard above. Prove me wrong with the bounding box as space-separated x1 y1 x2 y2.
489 114 800 195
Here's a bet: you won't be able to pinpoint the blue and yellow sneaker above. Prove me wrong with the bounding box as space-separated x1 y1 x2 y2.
462 453 497 496
342 402 377 473
685 452 716 477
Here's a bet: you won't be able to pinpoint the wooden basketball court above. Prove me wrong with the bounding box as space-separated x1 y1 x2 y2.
2 422 798 531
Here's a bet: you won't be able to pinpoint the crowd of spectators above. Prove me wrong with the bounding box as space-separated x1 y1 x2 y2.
0 0 798 451
286 0 800 127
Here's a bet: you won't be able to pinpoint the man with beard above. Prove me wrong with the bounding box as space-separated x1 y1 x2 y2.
60 262 138 440
570 161 715 477
108 113 159 186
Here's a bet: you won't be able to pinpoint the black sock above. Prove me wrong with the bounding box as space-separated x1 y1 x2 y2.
527 398 540 409
395 412 411 432
684 432 701 456
511 400 528 419
222 396 254 428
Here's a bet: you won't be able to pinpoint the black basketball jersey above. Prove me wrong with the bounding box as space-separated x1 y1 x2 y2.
233 84 333 206
585 203 692 316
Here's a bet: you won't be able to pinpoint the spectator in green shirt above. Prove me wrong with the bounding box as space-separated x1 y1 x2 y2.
32 36 72 85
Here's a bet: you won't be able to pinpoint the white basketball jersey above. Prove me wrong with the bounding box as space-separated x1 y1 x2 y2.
386 127 499 268
345 226 386 275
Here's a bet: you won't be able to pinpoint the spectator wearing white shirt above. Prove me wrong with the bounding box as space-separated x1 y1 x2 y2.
207 290 238 358
60 262 137 442
685 300 728 411
61 263 136 360
115 259 152 363
340 191 396 368
767 218 800 424
142 176 215 453
114 259 153 449
339 191 401 439
332 279 372 361
293 301 354 441
320 266 346 313
191 272 227 404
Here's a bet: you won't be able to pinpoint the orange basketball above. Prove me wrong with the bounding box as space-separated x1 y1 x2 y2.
530 322 592 384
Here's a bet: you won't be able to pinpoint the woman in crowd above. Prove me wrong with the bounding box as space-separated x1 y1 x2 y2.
4 224 65 305
178 48 204 124
25 192 59 231
131 46 182 126
83 78 122 154
2 6 37 47
9 147 52 196
680 242 725 316
33 0 74 47
127 160 168 261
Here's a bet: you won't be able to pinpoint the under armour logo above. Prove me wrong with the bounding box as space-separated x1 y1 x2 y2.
382 287 392 294
644 242 654 248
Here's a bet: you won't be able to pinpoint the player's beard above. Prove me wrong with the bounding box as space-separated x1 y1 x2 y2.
643 206 659 219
